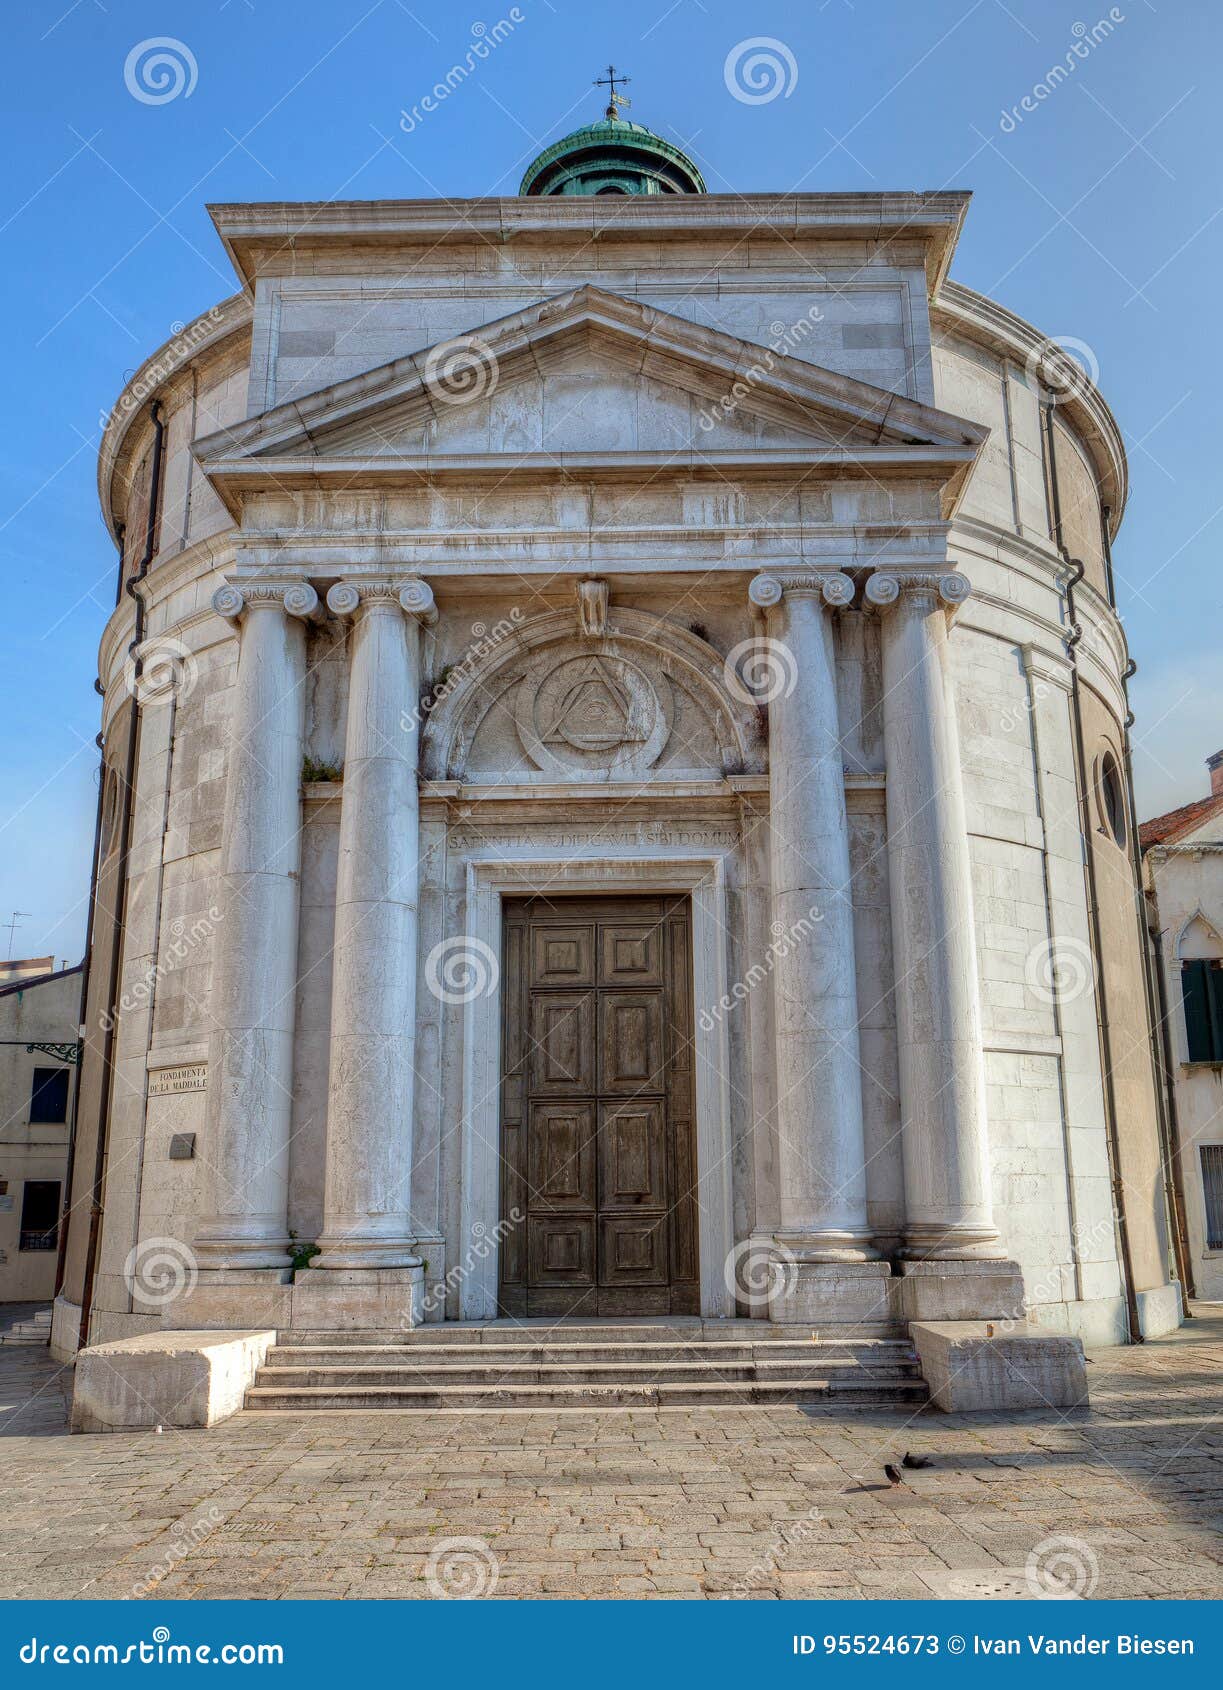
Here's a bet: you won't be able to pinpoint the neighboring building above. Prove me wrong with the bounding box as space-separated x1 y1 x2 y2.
1142 751 1223 1302
52 103 1184 1392
0 960 81 1302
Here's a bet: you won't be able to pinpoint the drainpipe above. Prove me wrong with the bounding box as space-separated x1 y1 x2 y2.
77 403 164 1352
1043 404 1142 1342
1116 639 1194 1308
51 720 107 1307
53 503 126 1310
1145 879 1196 1303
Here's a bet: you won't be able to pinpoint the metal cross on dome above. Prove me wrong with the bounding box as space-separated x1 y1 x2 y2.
594 64 631 118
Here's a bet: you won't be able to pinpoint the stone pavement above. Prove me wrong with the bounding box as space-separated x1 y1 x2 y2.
0 1302 1220 1601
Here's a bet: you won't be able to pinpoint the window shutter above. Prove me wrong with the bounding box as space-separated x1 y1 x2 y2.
1208 962 1223 1061
1182 961 1214 1061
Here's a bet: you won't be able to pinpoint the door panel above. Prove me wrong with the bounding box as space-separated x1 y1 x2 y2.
531 925 595 988
528 1101 596 1210
599 923 664 986
598 992 665 1094
599 1101 666 1208
528 991 594 1094
500 896 698 1316
600 1215 668 1286
528 1216 596 1286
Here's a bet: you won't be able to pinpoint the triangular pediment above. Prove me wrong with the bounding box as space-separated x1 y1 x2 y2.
193 284 986 507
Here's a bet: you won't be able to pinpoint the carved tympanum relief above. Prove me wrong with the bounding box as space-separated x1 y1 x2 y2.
421 609 761 784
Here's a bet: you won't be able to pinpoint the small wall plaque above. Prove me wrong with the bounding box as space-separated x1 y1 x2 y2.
148 1064 207 1097
168 1133 196 1161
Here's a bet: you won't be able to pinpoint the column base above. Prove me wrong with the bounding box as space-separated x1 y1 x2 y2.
313 1230 418 1271
896 1258 1026 1323
773 1228 879 1265
769 1259 893 1326
192 1233 292 1272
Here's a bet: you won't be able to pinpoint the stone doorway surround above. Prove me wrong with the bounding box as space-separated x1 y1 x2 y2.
458 855 735 1320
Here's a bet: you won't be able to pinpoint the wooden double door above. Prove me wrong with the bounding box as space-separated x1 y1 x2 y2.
498 896 699 1316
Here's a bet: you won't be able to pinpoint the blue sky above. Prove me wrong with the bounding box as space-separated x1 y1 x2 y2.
2 0 1219 961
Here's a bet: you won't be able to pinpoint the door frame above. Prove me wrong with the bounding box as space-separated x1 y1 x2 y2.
458 855 735 1319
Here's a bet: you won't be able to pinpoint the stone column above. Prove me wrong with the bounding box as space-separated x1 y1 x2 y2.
195 580 318 1270
866 570 1023 1320
749 572 890 1324
313 579 436 1279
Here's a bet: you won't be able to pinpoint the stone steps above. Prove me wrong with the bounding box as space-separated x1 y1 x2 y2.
246 1325 928 1412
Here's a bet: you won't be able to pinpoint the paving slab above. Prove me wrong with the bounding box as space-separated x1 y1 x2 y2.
0 1302 1221 1600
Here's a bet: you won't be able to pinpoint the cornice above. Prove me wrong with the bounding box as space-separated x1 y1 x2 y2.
933 279 1127 535
201 447 977 518
97 292 252 543
207 192 971 292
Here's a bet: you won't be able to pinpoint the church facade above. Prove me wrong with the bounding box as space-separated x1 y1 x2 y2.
53 115 1184 1377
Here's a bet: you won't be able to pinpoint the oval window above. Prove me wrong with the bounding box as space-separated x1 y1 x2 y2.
1098 749 1127 848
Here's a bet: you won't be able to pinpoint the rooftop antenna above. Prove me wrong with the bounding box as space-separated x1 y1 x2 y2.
3 912 31 960
594 64 631 121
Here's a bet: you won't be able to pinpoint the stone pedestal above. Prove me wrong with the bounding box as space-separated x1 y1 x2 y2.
294 1265 425 1331
897 1258 1026 1322
72 1330 276 1432
910 1320 1088 1412
769 1259 893 1326
167 1265 424 1331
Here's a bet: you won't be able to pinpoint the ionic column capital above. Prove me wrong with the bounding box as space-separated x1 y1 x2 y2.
748 570 855 610
864 570 972 612
211 580 321 621
325 578 438 625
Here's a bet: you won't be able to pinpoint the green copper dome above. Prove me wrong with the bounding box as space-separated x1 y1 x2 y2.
519 113 705 197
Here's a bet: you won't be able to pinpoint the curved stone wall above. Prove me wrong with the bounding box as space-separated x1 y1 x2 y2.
55 205 1178 1355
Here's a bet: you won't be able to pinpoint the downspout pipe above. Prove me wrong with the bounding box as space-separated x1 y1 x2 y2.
51 718 107 1307
77 403 164 1352
53 500 123 1310
1117 645 1194 1307
1043 403 1143 1343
